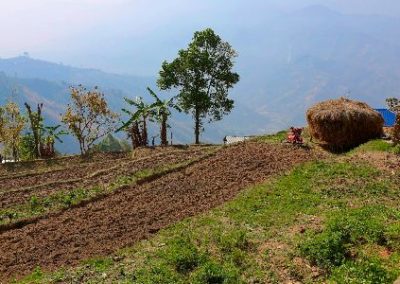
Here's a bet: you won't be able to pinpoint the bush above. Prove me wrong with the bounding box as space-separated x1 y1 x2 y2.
300 206 395 269
385 222 400 251
162 236 204 274
190 261 241 284
29 196 41 211
132 263 182 284
327 207 387 245
19 134 37 161
217 229 249 253
329 258 397 284
300 230 350 268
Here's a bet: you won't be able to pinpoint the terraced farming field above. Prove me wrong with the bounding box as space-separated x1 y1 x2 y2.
1 140 399 283
0 142 317 282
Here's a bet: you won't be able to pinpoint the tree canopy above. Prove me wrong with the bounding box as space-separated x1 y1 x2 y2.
158 28 240 144
62 85 118 156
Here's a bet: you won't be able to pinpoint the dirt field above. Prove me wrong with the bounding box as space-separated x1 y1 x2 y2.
0 142 318 281
0 147 212 209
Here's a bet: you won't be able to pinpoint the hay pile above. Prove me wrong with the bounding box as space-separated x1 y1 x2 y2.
307 98 384 149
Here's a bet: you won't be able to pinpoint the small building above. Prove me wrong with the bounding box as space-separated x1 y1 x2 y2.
375 109 397 127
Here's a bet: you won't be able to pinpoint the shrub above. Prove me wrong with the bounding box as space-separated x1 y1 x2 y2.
300 206 395 269
217 229 249 253
132 263 182 284
329 258 397 284
29 196 41 211
385 222 400 251
327 207 387 245
162 236 204 274
299 230 350 268
190 261 241 284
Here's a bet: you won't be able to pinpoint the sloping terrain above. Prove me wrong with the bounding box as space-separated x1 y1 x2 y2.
0 147 209 208
10 139 400 284
0 142 317 281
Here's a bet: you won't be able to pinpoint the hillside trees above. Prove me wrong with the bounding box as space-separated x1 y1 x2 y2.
158 28 240 144
62 85 118 156
0 102 26 161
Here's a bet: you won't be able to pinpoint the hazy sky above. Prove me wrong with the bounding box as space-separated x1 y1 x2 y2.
1 0 399 75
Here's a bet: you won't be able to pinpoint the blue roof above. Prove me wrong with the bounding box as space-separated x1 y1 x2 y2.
375 109 397 127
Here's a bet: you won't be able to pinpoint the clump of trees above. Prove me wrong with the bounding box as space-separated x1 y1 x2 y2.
118 87 177 148
386 97 400 144
62 85 118 156
119 95 153 148
0 101 66 162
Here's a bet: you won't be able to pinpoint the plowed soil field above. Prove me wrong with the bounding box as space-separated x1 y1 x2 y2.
0 142 319 281
0 147 212 208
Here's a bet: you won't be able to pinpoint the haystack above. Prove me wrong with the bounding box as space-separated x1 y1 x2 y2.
307 98 384 149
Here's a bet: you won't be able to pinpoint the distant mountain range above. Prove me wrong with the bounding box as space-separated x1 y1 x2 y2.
0 57 249 153
0 5 399 153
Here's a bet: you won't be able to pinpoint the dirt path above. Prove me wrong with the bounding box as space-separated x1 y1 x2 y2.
0 142 318 281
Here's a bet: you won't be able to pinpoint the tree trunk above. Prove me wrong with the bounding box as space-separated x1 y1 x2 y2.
160 113 168 146
194 108 201 144
24 103 41 159
12 145 18 162
79 138 85 156
142 117 148 146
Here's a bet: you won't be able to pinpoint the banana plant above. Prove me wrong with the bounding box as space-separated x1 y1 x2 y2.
117 96 153 148
41 125 68 157
147 87 179 146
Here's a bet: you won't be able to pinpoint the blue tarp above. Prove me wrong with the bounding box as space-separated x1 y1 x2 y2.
374 109 397 127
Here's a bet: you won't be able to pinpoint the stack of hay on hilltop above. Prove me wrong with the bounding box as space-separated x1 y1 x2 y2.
307 98 384 150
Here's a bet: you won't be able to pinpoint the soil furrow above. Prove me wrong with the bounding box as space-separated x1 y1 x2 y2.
0 148 210 208
0 142 317 282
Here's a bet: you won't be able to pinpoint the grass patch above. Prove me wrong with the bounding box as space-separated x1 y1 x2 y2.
254 130 287 143
15 158 400 283
299 206 399 270
350 139 400 154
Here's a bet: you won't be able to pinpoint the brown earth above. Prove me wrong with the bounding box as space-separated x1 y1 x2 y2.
0 142 319 282
0 152 128 178
0 147 212 208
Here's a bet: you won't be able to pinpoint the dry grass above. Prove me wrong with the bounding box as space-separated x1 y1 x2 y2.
307 98 384 150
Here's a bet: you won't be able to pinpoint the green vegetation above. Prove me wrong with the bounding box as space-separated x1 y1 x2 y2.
0 102 25 161
62 86 119 156
158 28 240 144
386 97 400 144
254 130 287 143
94 133 131 153
350 139 400 154
16 144 400 283
118 87 178 148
